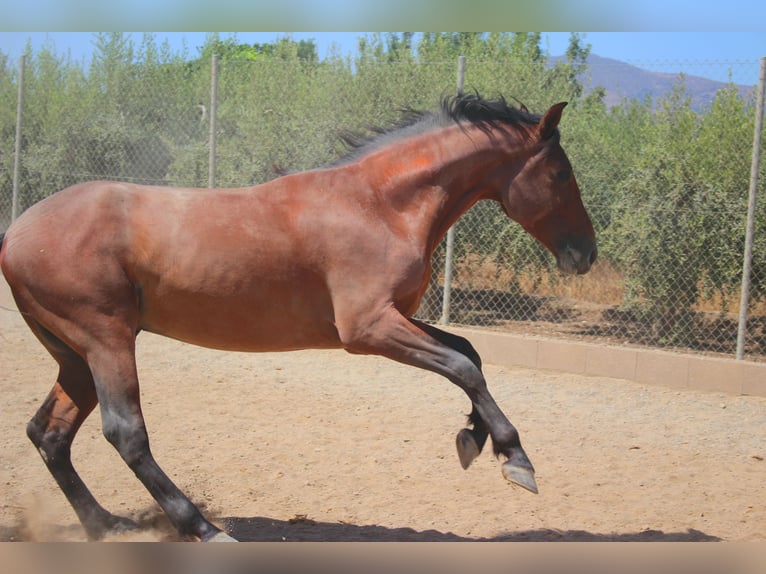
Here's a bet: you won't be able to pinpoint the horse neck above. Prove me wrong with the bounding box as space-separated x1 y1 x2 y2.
359 122 533 252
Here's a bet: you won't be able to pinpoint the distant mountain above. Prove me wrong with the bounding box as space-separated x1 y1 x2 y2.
551 53 755 110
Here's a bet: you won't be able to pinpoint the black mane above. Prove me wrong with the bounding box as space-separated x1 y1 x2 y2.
333 92 542 166
445 92 540 128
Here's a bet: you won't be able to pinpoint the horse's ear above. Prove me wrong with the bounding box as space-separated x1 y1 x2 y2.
536 102 567 141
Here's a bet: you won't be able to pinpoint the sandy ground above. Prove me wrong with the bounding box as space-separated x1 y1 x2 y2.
1 276 765 542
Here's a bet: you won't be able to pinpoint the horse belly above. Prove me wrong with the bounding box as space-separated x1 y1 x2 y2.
137 275 341 352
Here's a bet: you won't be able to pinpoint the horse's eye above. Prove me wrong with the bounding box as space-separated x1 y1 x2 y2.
554 168 571 183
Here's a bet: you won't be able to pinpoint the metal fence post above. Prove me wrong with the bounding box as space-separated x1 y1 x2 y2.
11 54 25 221
208 54 218 189
736 56 766 360
439 55 466 326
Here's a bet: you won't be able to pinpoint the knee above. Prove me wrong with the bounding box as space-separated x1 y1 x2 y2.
101 414 149 467
449 353 486 394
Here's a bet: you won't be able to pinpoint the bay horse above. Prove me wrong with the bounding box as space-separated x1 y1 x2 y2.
0 93 596 541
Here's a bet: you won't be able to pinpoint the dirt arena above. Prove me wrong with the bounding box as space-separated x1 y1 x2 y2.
1 276 764 542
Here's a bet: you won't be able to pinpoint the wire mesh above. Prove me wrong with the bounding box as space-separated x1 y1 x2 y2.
0 52 763 360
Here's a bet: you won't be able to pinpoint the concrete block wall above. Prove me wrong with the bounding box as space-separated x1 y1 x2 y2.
447 326 766 397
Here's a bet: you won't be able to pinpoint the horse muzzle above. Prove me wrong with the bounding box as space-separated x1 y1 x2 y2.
555 238 598 275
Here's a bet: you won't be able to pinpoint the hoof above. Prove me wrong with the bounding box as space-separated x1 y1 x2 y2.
207 531 238 542
456 428 480 469
85 514 140 540
501 461 538 494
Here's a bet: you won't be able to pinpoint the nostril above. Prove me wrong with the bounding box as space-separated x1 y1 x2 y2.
589 246 598 265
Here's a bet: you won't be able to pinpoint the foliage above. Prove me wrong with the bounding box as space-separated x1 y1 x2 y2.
603 79 763 343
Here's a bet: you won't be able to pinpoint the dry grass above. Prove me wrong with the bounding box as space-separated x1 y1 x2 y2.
452 252 766 315
453 254 624 306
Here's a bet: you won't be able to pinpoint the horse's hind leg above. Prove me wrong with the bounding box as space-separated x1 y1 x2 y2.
84 338 234 541
25 326 139 540
410 320 488 469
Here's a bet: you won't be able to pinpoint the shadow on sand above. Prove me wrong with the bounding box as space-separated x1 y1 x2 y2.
221 516 721 542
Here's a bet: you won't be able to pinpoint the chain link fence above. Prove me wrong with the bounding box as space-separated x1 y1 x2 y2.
1 52 764 361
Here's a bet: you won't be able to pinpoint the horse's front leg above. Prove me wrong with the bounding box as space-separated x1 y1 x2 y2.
339 308 538 494
408 319 489 470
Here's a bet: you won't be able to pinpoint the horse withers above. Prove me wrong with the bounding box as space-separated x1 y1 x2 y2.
0 93 596 541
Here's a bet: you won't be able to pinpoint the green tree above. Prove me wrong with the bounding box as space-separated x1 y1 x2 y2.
605 77 763 346
198 34 318 63
16 41 91 205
